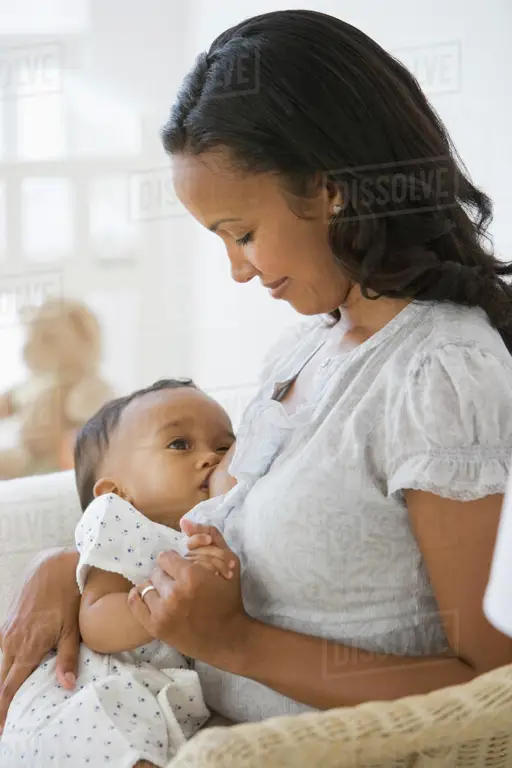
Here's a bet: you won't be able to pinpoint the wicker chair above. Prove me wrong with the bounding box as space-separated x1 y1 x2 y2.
169 664 512 767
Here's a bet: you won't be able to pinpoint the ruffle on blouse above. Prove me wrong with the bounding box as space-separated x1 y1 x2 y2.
386 342 512 500
388 451 511 501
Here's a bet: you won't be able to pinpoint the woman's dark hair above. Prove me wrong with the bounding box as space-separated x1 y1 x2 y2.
74 378 197 511
162 9 512 351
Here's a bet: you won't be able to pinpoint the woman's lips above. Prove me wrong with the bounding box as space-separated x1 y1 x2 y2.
264 277 290 299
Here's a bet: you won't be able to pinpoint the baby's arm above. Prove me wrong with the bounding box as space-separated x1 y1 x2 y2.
80 549 236 654
79 567 153 653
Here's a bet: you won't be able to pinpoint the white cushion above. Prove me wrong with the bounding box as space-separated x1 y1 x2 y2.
0 471 81 627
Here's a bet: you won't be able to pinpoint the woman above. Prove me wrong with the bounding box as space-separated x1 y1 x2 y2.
2 8 512 737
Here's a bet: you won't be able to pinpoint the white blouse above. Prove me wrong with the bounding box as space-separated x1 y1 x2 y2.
186 301 512 723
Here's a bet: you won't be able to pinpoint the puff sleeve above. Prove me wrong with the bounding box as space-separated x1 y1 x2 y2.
386 343 512 501
75 494 188 593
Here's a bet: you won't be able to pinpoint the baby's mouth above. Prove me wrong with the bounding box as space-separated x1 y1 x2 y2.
199 467 216 492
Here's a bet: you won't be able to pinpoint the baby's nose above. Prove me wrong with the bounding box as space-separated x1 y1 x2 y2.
200 450 220 467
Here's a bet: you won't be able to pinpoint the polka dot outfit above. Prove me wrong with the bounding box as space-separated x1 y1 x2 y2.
1 495 210 767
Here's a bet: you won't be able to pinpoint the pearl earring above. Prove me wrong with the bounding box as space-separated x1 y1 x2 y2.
332 204 342 216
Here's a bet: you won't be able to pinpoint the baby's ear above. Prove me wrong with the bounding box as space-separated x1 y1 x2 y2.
93 478 132 503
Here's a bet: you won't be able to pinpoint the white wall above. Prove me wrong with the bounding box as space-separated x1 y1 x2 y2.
1 0 511 407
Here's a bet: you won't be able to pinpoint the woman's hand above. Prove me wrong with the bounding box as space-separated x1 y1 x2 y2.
0 548 80 730
128 523 250 669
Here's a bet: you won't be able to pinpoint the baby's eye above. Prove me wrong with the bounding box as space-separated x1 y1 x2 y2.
167 438 190 451
217 444 232 455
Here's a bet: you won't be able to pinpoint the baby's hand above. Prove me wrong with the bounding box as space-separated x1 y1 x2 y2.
186 544 235 580
182 521 236 581
184 533 236 580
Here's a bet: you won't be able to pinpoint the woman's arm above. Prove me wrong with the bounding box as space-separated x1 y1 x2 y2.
130 496 512 711
233 492 512 707
234 491 512 706
0 548 80 729
79 568 153 653
225 618 475 709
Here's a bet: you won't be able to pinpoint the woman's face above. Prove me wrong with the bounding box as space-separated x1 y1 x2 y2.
172 151 350 315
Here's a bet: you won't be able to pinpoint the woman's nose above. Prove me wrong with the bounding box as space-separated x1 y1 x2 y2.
229 252 259 284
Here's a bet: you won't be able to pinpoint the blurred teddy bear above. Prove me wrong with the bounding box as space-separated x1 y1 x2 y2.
0 298 114 479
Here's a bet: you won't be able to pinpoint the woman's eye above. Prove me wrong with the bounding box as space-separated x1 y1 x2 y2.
235 232 253 247
167 439 189 451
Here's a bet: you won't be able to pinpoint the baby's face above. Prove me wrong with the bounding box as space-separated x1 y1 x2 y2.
97 387 235 528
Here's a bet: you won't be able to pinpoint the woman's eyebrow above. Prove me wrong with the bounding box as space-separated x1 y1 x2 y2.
208 217 242 233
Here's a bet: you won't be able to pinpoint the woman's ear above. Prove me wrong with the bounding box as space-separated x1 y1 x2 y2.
93 477 133 504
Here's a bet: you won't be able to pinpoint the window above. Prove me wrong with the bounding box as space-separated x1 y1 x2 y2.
17 92 66 160
21 178 74 261
89 175 140 258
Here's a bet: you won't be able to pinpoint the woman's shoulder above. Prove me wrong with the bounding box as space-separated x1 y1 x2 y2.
379 302 512 441
399 302 512 376
382 304 512 500
384 303 512 441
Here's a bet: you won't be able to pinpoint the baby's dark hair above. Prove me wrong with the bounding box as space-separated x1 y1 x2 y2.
74 378 197 511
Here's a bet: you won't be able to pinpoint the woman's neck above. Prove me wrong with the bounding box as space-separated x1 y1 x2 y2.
340 284 412 345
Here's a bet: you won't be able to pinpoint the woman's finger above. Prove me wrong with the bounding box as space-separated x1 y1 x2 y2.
0 646 13 690
127 586 154 627
55 629 80 690
0 649 14 729
0 658 35 730
187 557 219 576
156 550 193 580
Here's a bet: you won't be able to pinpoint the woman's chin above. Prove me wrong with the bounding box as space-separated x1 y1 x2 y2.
286 296 341 316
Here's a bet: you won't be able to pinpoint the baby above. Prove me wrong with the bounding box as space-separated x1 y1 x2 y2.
1 379 238 768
